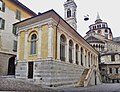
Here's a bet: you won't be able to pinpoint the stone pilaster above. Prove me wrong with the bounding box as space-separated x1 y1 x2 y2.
86 51 88 67
48 21 53 59
79 47 82 65
78 47 80 65
57 32 60 60
82 48 85 66
73 43 76 64
38 26 42 59
17 33 20 60
66 39 69 63
24 31 28 60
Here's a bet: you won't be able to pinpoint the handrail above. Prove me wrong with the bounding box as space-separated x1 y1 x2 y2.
96 69 102 82
84 65 95 87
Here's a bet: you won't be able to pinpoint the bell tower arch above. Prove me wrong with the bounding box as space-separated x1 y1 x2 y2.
64 0 77 30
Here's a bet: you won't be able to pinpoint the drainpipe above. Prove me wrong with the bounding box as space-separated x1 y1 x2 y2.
55 18 60 59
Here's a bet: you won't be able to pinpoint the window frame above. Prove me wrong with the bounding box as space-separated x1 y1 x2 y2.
67 8 71 18
0 17 5 30
116 68 118 74
0 1 5 12
30 34 37 55
12 25 17 35
13 40 17 52
60 35 66 61
111 54 115 61
16 9 21 20
109 68 112 74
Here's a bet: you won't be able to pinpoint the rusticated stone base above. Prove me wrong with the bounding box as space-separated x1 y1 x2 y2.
15 60 85 87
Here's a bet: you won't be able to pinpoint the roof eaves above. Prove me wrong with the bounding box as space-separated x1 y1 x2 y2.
10 0 37 16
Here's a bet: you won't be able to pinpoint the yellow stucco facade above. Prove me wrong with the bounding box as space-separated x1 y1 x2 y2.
19 31 25 60
18 24 56 61
41 25 48 59
4 0 34 18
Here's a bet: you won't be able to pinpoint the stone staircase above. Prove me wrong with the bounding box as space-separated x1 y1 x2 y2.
77 68 89 87
0 75 15 79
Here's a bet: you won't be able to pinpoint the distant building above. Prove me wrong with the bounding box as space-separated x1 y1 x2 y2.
14 0 101 87
84 13 120 83
0 0 36 76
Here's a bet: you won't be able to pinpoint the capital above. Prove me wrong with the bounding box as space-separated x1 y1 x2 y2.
38 25 42 31
48 20 53 28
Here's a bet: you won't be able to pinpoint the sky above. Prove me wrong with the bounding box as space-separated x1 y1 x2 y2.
19 0 120 37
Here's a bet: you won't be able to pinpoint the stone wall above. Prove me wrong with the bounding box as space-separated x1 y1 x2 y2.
15 60 28 79
16 60 85 87
0 52 13 75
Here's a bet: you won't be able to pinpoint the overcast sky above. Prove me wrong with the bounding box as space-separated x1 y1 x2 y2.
19 0 120 37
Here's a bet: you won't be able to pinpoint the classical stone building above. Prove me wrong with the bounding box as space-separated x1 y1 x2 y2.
84 13 120 83
0 0 36 76
14 0 101 87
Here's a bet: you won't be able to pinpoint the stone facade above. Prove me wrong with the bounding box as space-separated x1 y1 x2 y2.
0 0 36 75
84 13 120 83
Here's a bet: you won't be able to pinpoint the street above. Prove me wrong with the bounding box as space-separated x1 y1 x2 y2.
55 83 120 92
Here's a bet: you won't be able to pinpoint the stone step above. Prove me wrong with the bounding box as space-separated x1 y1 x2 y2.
0 75 15 79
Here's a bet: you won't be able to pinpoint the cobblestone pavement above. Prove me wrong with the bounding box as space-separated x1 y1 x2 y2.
55 83 120 92
1 77 120 92
0 77 59 92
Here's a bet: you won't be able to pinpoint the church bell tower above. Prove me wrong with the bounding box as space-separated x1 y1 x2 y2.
64 0 77 30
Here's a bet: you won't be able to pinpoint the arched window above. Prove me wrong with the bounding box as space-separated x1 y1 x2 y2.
60 34 66 61
98 30 101 34
91 54 93 65
76 44 79 65
30 34 37 54
88 52 90 67
93 44 95 48
69 40 73 63
96 44 98 48
101 45 104 51
81 47 83 66
67 8 71 18
99 44 101 51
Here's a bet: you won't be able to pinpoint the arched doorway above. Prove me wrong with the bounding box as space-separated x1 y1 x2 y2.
8 56 16 75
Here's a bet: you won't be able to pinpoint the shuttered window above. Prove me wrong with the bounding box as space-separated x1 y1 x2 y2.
0 18 5 30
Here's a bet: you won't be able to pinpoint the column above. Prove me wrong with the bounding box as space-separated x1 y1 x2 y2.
17 33 20 60
88 52 90 67
91 54 93 66
86 51 88 67
24 31 28 60
38 26 42 59
66 39 69 63
82 48 85 66
48 21 53 59
89 53 91 67
104 42 108 51
78 47 80 65
57 32 60 60
73 43 76 64
79 47 81 65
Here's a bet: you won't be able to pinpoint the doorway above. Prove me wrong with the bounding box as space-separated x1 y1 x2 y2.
8 56 15 75
95 71 97 85
28 62 33 79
